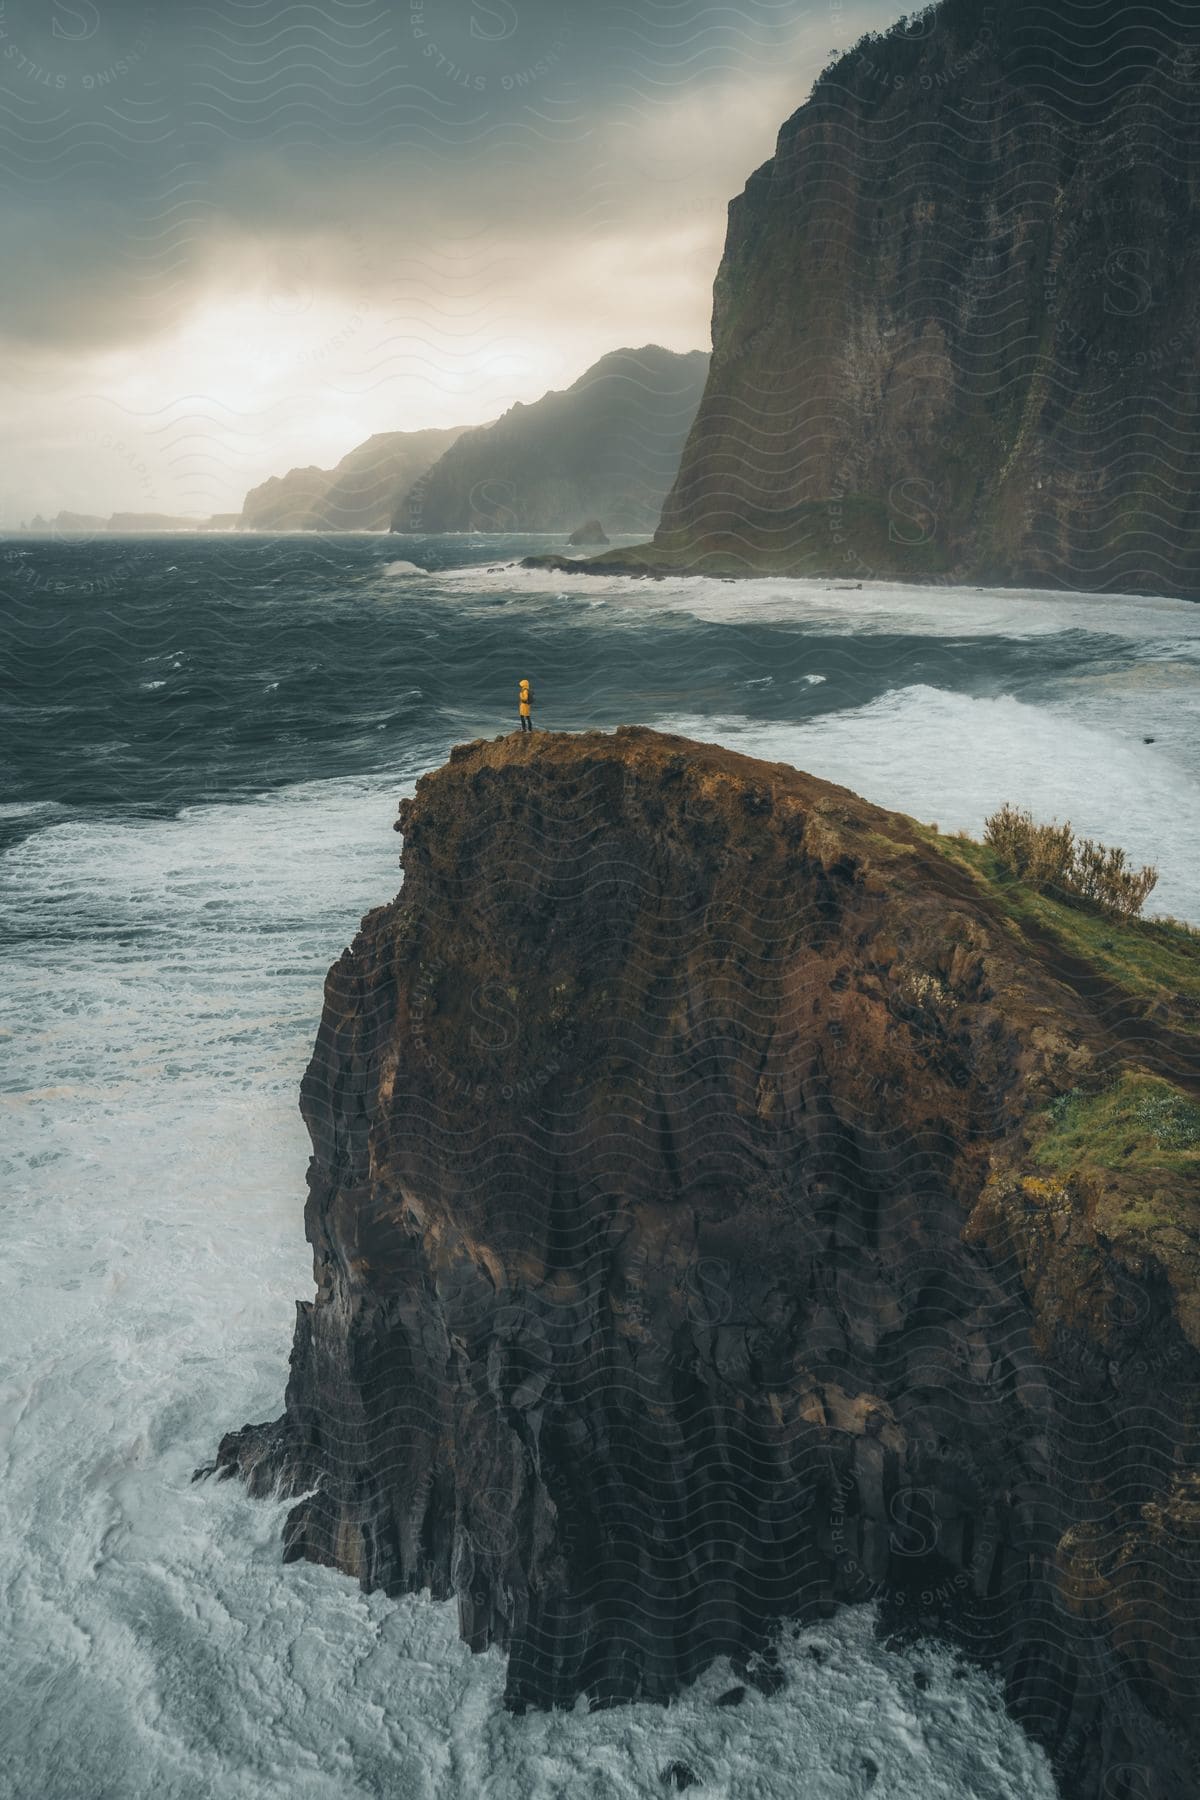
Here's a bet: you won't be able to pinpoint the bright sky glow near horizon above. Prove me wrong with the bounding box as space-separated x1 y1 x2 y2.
0 0 898 522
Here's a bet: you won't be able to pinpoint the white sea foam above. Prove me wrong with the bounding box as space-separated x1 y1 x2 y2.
431 562 1200 644
13 561 1198 1798
653 683 1200 923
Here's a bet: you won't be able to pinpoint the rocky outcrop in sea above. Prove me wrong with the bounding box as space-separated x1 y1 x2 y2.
207 727 1200 1798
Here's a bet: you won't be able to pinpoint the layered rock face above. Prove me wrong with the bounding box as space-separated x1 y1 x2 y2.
397 347 709 535
212 729 1200 1798
654 0 1200 595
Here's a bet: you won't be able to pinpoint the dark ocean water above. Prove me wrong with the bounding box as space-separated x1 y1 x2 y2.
8 531 1194 832
2 532 1198 1800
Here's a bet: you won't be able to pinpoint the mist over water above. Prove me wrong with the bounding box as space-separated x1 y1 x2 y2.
3 533 1197 1798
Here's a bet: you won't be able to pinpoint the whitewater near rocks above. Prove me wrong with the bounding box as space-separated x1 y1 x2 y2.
4 534 1200 1799
211 724 1200 1796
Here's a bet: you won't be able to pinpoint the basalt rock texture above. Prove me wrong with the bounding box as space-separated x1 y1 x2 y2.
209 729 1200 1799
645 0 1200 596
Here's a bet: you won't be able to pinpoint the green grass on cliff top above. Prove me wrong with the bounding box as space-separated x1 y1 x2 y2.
927 831 1200 1258
923 831 1200 1033
1034 1072 1200 1187
1029 1075 1200 1265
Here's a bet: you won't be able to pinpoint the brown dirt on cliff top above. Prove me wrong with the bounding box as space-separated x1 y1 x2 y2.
417 725 1200 1096
397 726 1200 1319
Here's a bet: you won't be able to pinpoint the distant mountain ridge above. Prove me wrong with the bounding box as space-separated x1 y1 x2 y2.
16 511 240 532
238 346 707 539
396 346 710 536
240 427 473 532
23 347 709 542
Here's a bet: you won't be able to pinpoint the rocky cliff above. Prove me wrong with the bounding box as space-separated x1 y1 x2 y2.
208 728 1200 1798
634 0 1200 596
398 347 709 536
241 427 472 532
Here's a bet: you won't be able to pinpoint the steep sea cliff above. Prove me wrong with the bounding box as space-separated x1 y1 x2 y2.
555 0 1200 595
210 725 1200 1799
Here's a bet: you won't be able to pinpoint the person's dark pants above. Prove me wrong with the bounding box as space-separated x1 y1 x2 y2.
520 715 533 731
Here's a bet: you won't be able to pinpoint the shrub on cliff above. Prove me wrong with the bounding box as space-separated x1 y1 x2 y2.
984 804 1158 918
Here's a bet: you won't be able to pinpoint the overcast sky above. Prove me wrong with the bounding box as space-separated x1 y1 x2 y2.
0 0 898 520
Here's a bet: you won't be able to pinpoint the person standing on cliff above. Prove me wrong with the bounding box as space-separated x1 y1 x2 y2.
518 677 534 732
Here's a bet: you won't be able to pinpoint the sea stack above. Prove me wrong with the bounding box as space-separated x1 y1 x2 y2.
209 728 1200 1799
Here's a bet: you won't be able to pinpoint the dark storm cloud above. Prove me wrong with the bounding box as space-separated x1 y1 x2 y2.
0 0 900 516
0 0 898 353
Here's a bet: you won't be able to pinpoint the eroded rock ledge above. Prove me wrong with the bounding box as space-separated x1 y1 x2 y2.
207 728 1200 1799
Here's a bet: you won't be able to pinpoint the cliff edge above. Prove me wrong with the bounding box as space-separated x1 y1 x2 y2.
208 728 1200 1797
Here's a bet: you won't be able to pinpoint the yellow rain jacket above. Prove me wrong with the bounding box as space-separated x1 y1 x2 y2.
519 681 532 718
